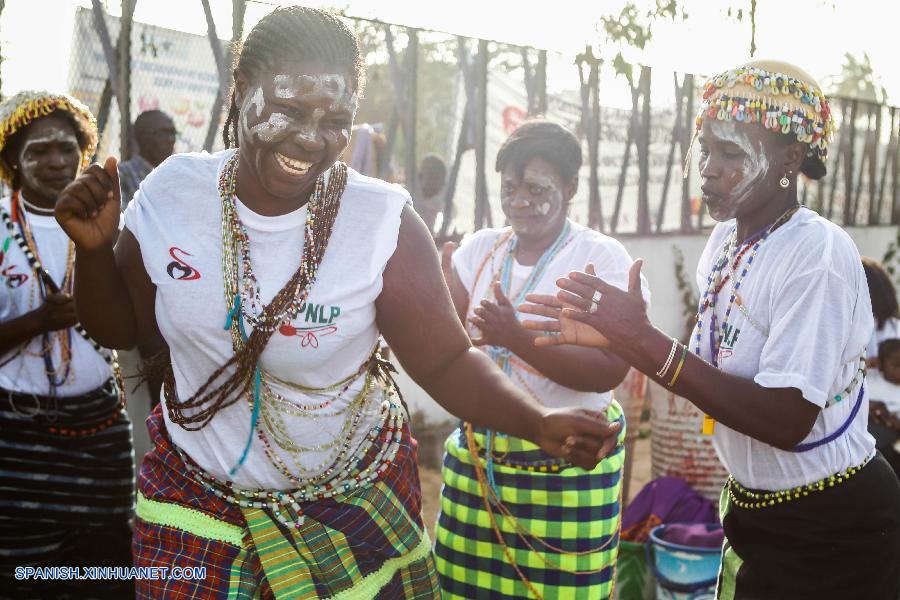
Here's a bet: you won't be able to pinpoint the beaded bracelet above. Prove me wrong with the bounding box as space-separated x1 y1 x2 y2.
668 344 689 387
656 337 680 379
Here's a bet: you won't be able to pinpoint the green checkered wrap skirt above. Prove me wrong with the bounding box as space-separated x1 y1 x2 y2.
434 400 626 599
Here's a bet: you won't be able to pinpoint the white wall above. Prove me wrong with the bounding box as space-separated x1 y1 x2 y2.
402 224 900 426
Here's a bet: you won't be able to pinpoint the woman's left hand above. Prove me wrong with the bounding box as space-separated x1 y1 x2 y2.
469 283 524 348
536 407 622 468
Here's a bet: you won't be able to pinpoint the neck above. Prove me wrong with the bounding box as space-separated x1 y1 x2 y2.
18 189 57 213
514 219 566 266
234 156 315 217
735 193 798 244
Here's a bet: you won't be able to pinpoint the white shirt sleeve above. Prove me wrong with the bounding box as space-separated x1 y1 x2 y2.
754 265 858 406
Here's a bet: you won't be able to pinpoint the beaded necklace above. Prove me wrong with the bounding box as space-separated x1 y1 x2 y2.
9 192 75 388
694 205 800 367
173 392 406 529
694 206 799 436
0 195 126 433
466 221 576 501
216 152 352 477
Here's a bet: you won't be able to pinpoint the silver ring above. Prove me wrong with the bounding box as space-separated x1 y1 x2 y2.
589 290 602 313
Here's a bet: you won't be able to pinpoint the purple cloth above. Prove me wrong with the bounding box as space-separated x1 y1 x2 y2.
658 523 724 548
621 477 719 542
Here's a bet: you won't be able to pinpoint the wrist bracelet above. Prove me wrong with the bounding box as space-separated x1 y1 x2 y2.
668 344 689 387
656 337 679 379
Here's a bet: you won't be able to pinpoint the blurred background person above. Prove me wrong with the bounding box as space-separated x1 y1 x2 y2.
118 109 176 208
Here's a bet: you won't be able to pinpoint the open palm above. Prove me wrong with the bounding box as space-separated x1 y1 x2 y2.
518 293 610 349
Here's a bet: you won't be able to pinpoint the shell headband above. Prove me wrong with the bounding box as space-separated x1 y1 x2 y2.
0 90 98 185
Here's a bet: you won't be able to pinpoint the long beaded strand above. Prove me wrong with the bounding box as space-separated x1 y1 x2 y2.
694 205 800 434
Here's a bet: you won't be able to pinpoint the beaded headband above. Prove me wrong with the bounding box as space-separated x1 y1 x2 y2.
0 90 98 185
695 65 835 165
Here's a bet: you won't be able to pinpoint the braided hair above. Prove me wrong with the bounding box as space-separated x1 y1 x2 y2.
222 6 364 149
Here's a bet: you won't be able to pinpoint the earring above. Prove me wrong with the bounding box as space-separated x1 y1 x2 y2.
779 170 791 188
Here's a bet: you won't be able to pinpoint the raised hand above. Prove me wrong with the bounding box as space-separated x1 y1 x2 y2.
535 406 622 468
522 260 650 350
519 264 611 348
55 156 121 252
470 282 524 348
553 259 650 348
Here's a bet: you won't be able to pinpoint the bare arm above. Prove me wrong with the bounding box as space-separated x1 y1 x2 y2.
57 157 161 350
377 206 621 469
522 261 818 450
1 293 78 357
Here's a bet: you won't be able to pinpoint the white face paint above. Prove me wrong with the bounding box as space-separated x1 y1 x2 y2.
19 130 79 173
240 86 266 142
501 159 567 238
705 120 770 221
250 112 292 143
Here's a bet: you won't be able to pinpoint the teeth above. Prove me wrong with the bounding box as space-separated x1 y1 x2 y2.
275 152 313 175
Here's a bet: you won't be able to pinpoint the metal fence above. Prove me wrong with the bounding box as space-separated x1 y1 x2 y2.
20 0 900 237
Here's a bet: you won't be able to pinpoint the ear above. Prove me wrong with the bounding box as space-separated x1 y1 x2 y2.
233 69 249 107
781 140 807 176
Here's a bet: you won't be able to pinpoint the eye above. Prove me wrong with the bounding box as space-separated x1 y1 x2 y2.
529 185 547 195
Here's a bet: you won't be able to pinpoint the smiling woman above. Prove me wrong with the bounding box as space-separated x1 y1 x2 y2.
51 6 621 600
0 91 134 599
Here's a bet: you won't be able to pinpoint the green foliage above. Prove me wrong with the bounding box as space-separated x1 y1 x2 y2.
598 0 686 87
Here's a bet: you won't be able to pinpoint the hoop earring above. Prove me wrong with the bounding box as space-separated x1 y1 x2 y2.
779 170 792 188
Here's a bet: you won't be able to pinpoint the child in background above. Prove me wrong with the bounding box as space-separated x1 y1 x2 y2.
868 338 900 477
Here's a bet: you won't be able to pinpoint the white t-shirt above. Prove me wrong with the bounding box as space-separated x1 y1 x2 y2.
0 197 112 396
124 150 409 489
695 207 875 490
452 220 650 412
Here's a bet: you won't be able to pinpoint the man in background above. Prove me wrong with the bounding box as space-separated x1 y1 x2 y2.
118 109 176 208
416 153 447 235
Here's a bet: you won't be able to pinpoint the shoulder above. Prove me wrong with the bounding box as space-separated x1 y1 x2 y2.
457 226 511 256
567 222 634 266
343 166 411 209
780 209 861 276
123 151 227 233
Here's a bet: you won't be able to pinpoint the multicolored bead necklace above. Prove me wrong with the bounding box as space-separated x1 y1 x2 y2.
694 205 800 367
0 194 125 430
479 221 575 500
175 395 405 529
694 206 799 435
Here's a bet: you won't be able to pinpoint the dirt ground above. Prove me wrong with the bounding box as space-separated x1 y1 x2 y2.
419 437 652 538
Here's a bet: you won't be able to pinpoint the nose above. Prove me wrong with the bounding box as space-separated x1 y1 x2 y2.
47 149 70 169
508 193 531 209
291 120 325 152
699 153 720 181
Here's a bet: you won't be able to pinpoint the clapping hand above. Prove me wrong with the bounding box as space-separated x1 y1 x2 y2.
519 260 649 349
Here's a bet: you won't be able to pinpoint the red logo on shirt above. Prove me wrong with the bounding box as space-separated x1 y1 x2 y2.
278 323 338 348
166 247 201 281
1 264 28 288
